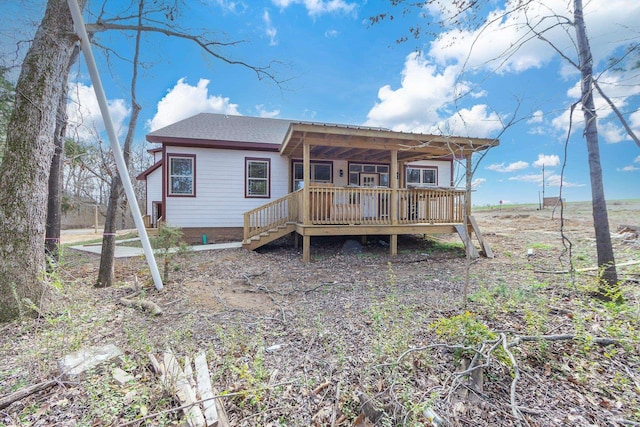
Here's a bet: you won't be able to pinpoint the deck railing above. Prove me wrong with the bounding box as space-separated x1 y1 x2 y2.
397 188 465 224
243 189 301 241
307 186 466 225
243 187 466 240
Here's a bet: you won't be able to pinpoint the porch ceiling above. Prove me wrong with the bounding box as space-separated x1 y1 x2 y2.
280 123 499 162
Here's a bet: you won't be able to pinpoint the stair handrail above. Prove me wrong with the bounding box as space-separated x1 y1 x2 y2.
243 189 301 242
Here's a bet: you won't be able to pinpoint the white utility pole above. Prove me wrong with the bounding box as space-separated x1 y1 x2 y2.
67 0 164 290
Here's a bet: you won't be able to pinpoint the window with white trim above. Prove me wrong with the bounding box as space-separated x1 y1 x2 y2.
406 166 437 186
168 155 195 196
246 158 270 198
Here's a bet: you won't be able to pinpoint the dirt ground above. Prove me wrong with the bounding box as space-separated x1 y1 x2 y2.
1 201 639 426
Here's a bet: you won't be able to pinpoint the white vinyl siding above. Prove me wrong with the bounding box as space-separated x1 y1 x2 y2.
405 160 453 188
146 168 162 215
164 147 289 228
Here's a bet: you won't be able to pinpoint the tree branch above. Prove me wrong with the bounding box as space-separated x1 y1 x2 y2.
593 79 640 148
85 22 282 83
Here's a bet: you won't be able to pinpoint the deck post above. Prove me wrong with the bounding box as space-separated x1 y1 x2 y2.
390 150 398 225
390 234 398 256
465 154 472 219
390 149 398 257
302 235 311 263
303 142 310 225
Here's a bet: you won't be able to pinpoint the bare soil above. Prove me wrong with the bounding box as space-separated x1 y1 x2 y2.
1 201 639 426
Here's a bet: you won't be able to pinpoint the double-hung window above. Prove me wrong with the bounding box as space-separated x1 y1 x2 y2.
246 158 270 198
168 154 195 196
406 166 437 187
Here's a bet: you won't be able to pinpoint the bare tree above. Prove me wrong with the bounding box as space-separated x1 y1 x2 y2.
375 0 639 300
572 0 619 297
46 46 80 263
83 0 283 287
0 0 88 322
95 0 145 288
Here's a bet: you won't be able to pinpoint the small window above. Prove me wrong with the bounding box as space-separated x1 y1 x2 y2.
246 158 270 198
406 166 437 186
292 161 333 190
168 155 195 196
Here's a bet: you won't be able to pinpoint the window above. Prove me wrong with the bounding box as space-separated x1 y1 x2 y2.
348 163 390 187
168 155 195 196
292 161 332 190
246 158 270 198
406 166 437 186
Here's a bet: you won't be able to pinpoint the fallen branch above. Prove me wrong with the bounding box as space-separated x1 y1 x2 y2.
0 379 59 410
501 333 524 427
119 290 163 316
508 334 622 348
535 259 640 275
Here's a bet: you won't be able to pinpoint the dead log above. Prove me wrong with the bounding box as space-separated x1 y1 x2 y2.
119 294 163 316
0 380 58 410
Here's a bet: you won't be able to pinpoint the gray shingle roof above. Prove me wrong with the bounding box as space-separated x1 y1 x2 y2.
147 113 293 144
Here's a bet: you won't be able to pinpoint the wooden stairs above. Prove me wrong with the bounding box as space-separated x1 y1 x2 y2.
242 222 296 250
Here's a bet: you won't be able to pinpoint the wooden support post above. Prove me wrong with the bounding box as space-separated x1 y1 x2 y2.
303 142 310 226
454 224 479 259
465 154 472 218
302 235 311 263
390 234 398 256
468 215 494 258
390 150 398 225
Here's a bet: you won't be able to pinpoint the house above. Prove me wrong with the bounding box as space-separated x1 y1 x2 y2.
137 113 498 262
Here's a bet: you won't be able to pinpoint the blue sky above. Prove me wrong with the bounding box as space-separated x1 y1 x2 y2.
2 0 640 205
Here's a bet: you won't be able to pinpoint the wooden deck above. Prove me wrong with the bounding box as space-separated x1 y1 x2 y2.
243 187 490 262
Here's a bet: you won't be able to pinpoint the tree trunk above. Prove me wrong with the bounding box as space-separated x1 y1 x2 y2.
0 0 87 322
96 175 120 287
96 0 144 287
573 0 619 298
46 46 80 265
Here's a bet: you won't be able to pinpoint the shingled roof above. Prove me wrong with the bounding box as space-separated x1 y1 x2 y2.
145 113 498 162
147 113 293 146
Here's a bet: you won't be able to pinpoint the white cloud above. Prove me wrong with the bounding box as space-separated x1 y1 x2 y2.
508 173 543 184
263 10 278 46
429 0 640 75
147 78 240 131
66 82 130 141
324 29 339 38
430 104 503 137
256 104 280 118
532 153 560 168
527 110 544 124
508 172 584 187
486 161 529 172
599 121 627 144
618 165 640 172
635 155 640 163
213 0 247 13
365 53 502 136
365 53 462 130
546 174 585 188
271 0 356 16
